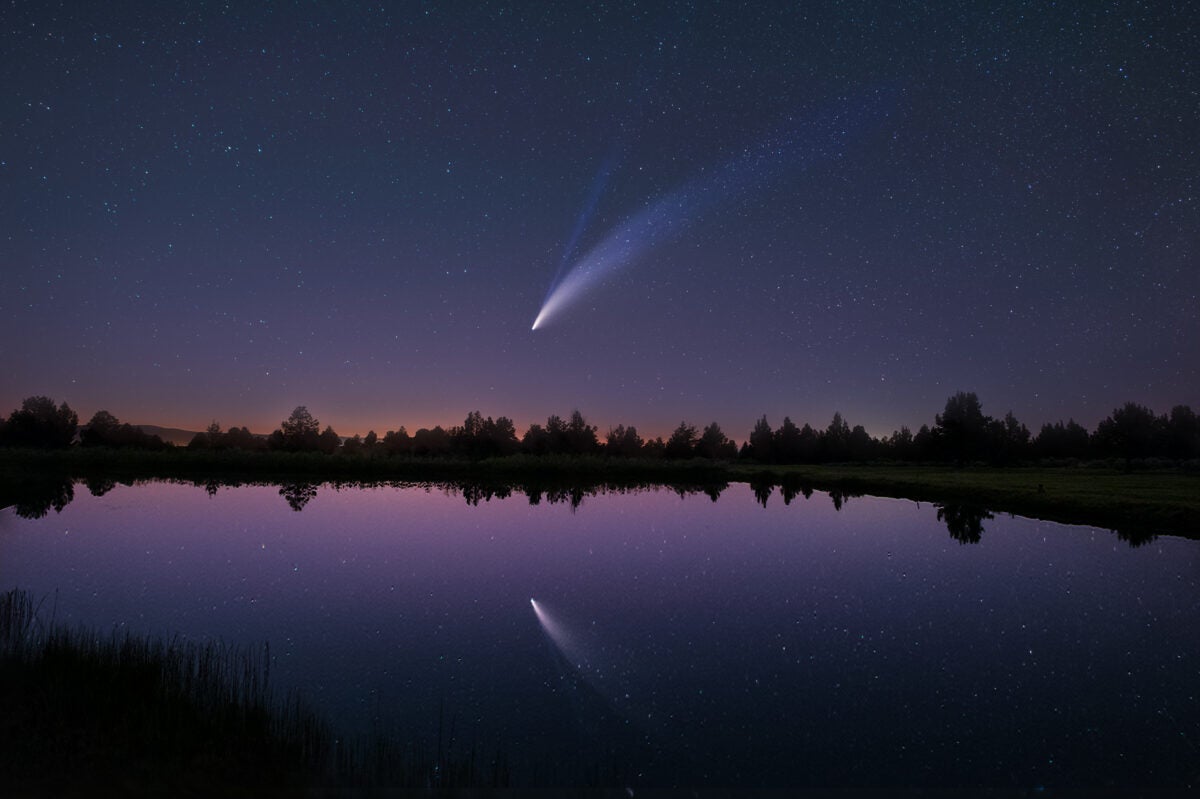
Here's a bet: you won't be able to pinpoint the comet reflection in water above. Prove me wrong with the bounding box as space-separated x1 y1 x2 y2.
529 597 593 672
529 598 638 723
531 91 893 330
530 598 687 785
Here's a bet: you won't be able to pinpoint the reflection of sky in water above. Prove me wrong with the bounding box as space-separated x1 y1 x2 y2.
2 483 1198 789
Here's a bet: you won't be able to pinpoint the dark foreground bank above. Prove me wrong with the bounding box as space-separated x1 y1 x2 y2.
0 589 508 796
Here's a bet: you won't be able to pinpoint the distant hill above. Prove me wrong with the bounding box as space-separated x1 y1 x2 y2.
134 425 278 447
135 425 202 447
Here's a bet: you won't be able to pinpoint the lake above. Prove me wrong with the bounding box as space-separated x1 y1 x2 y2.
1 478 1197 792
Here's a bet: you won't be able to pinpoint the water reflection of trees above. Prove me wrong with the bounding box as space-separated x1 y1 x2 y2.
1115 528 1158 547
84 476 117 497
828 489 858 511
478 481 727 511
750 475 774 508
779 476 814 505
461 483 513 506
755 475 859 511
9 476 75 519
935 504 994 545
0 476 1171 550
279 482 318 512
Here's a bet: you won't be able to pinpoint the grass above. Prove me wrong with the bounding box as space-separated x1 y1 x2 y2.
0 447 731 483
730 462 1200 540
0 589 509 796
0 590 322 795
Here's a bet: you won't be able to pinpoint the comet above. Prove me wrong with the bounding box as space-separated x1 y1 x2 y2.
531 185 685 331
531 91 894 331
543 150 621 308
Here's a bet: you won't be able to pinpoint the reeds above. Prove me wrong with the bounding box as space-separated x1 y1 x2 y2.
0 589 509 794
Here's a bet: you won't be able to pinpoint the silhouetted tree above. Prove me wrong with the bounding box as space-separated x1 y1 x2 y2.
412 426 451 456
1093 402 1159 464
775 417 802 463
382 426 411 455
936 392 989 464
188 421 222 450
281 406 318 437
2 396 78 448
664 421 699 459
695 422 736 459
823 412 851 462
847 424 874 461
521 423 550 455
986 411 1030 464
642 436 666 459
488 416 520 457
747 416 774 462
883 426 915 460
1164 405 1200 459
80 410 167 449
565 410 599 455
797 423 821 462
1033 419 1090 460
224 425 262 451
81 410 121 446
317 426 341 454
454 413 519 458
464 410 486 439
190 421 224 450
913 424 937 460
544 414 569 453
273 406 322 451
363 430 379 452
452 411 486 457
605 424 644 457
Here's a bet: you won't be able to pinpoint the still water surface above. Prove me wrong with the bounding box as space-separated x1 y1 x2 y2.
1 480 1197 791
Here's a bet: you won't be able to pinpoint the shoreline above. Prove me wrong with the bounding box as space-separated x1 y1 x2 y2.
2 448 1197 540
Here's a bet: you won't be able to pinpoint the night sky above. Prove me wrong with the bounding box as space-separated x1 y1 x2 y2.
3 2 1197 439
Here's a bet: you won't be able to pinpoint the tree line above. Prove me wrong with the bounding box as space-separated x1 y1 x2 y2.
2 392 1198 464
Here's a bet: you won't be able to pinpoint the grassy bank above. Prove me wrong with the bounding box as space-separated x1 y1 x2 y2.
0 446 731 485
731 463 1200 539
1 447 1197 539
0 590 324 795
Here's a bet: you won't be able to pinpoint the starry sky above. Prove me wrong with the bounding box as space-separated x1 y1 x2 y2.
3 1 1197 439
